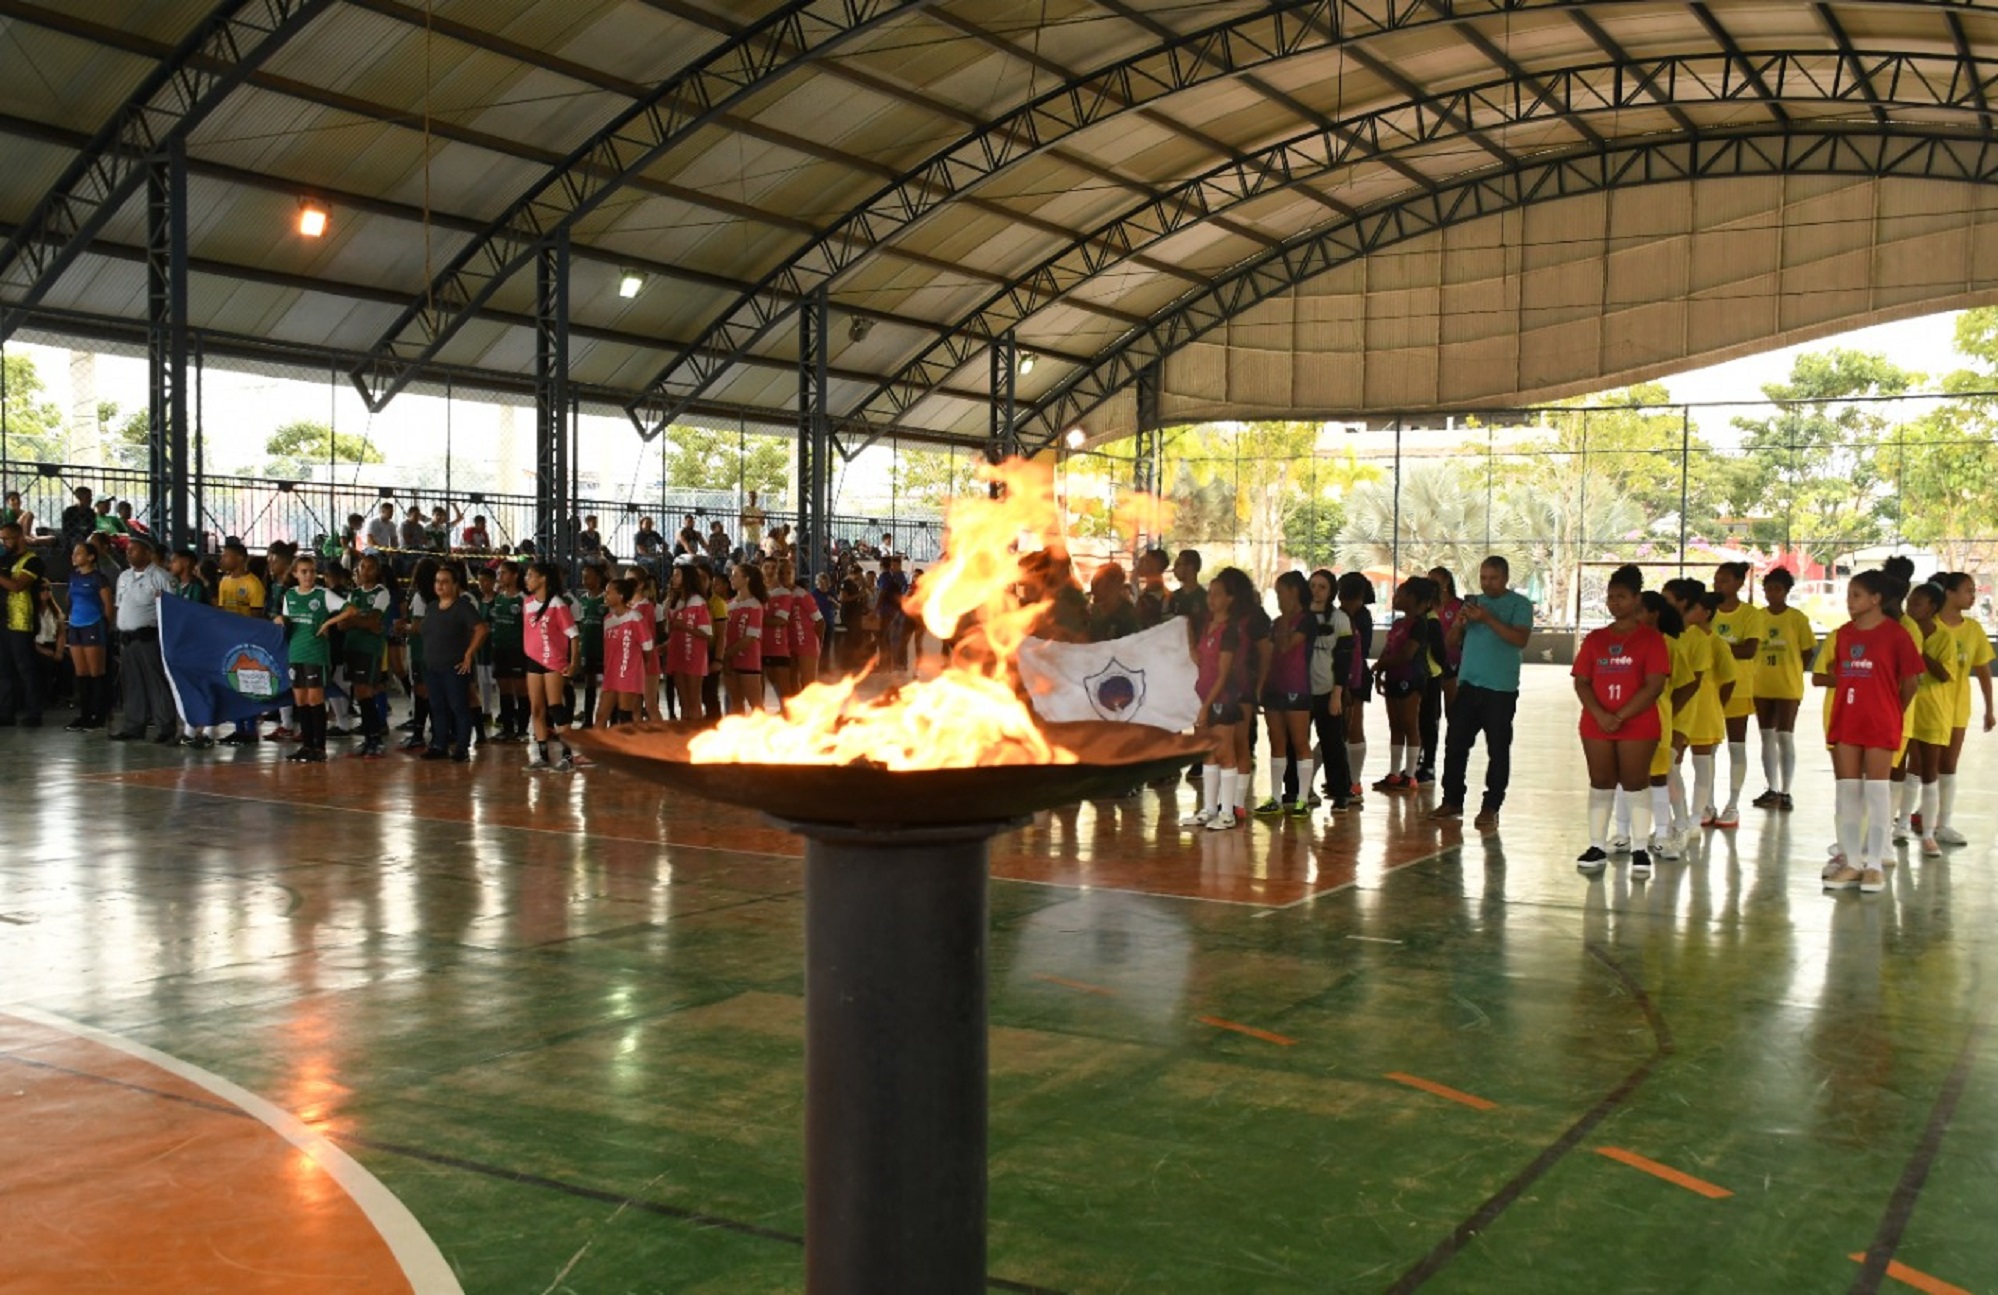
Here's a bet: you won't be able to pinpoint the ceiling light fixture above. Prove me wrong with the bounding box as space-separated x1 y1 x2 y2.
297 199 328 238
618 269 645 299
849 316 874 343
1064 426 1086 449
1018 352 1036 375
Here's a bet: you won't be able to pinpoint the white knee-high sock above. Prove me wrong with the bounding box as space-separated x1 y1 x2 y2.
1588 788 1614 850
1347 741 1366 786
1629 790 1653 848
1202 764 1220 813
1777 731 1797 793
1668 765 1688 825
1897 777 1920 822
1219 768 1242 814
1863 780 1892 866
1725 740 1748 808
1299 758 1316 802
1613 787 1632 839
1268 758 1284 802
1651 785 1674 837
329 694 349 726
280 704 295 727
1834 779 1863 865
1920 779 1940 837
1760 732 1780 794
1387 741 1404 778
1937 773 1958 830
1692 752 1716 819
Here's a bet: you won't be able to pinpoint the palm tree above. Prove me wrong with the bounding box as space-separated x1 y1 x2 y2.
1497 470 1644 623
1336 460 1499 576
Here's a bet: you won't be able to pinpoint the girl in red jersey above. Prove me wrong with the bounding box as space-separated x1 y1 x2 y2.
785 559 824 687
1181 570 1251 831
595 578 653 726
521 561 581 772
722 563 767 714
1820 570 1926 892
1371 577 1438 793
664 564 713 724
1255 571 1315 817
760 554 793 703
1572 565 1671 875
626 566 664 721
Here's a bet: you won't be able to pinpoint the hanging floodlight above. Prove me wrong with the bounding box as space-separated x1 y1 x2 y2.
1018 352 1037 375
297 198 328 238
1064 426 1085 449
618 268 645 299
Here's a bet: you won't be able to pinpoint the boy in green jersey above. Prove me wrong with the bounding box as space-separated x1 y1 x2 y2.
576 562 608 728
166 547 213 747
486 560 528 741
343 553 394 758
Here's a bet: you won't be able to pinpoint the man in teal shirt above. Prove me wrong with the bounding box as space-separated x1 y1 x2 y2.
1432 555 1534 830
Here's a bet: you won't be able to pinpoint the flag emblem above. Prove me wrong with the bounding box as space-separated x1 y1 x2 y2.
225 644 283 700
1084 659 1145 721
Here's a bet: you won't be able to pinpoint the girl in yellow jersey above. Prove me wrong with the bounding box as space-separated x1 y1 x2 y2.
1904 583 1958 857
1666 580 1733 830
1631 592 1698 859
1709 562 1763 827
1933 571 1996 847
1750 567 1815 812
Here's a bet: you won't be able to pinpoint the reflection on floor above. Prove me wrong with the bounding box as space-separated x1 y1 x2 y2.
0 669 1992 1293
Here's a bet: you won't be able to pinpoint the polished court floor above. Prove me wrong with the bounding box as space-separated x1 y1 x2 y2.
1 669 1993 1294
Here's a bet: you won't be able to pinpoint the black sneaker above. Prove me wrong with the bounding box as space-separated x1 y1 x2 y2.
1576 846 1608 873
450 750 470 763
284 748 312 763
421 748 449 761
1751 789 1779 808
64 717 91 732
152 732 178 745
219 731 258 746
302 748 327 763
1630 849 1653 880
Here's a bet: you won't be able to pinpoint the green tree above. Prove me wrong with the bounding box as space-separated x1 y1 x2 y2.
1337 460 1498 576
1497 469 1644 623
0 352 69 462
259 420 384 477
660 423 789 496
1163 421 1324 586
93 403 150 470
1730 349 1914 568
892 445 983 512
1514 384 1743 539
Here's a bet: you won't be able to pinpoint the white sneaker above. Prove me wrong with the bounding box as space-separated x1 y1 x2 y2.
1673 818 1695 839
1179 810 1213 828
1824 863 1862 890
1609 835 1631 855
1205 812 1237 831
1892 818 1910 844
1922 836 1943 857
1653 834 1681 861
1859 867 1886 893
1935 826 1969 847
1822 855 1847 881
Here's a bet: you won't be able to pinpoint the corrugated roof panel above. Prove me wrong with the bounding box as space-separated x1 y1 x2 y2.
0 19 151 133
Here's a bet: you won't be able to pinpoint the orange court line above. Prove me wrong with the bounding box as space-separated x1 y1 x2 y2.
1847 1254 1973 1295
1196 1016 1296 1047
1595 1146 1733 1199
1384 1071 1497 1111
1033 974 1118 997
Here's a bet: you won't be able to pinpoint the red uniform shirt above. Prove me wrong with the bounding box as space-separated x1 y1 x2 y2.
522 597 578 672
790 584 822 657
725 596 763 672
601 609 654 693
1825 619 1925 750
1266 610 1309 696
665 598 712 677
1572 622 1670 741
764 590 792 659
1196 619 1246 704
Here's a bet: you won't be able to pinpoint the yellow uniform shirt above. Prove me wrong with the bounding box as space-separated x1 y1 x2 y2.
1946 618 1994 727
1910 623 1958 748
218 572 266 618
1652 633 1697 778
1678 625 1729 746
1710 602 1764 718
1753 606 1816 702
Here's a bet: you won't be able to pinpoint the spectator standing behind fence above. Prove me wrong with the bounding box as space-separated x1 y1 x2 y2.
398 506 426 552
109 534 177 743
461 514 492 550
633 517 664 559
1 491 35 540
741 491 767 554
0 522 46 727
1431 556 1534 831
365 503 397 553
61 487 97 553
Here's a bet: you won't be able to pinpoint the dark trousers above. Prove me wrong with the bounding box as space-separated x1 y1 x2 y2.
117 632 174 732
0 629 41 721
1442 683 1519 812
425 668 473 755
1309 691 1352 797
1418 676 1443 771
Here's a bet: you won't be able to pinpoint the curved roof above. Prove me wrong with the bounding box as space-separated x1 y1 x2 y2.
4 0 1998 452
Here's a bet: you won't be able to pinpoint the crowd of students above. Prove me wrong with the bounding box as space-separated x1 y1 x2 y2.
1570 559 1994 891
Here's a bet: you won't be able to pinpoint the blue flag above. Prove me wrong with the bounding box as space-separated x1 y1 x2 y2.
160 595 292 727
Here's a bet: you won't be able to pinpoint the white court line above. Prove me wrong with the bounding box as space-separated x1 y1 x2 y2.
3 1005 463 1295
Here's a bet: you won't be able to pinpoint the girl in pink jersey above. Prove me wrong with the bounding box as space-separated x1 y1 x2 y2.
783 558 823 688
627 566 664 721
665 564 713 723
723 564 767 714
521 562 581 772
595 578 653 726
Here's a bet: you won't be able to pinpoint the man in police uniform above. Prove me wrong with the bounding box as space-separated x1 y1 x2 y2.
109 533 178 742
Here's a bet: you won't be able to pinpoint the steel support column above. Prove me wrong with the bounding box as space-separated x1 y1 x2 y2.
987 331 1020 499
1133 361 1161 551
797 287 830 576
534 229 571 559
146 136 189 549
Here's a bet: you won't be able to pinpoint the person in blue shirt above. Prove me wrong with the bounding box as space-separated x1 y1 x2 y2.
63 541 114 730
1431 555 1535 830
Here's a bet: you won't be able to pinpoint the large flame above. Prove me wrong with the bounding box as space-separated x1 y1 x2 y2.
690 458 1083 769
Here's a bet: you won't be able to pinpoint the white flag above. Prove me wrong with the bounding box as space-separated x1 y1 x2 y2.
1017 619 1200 731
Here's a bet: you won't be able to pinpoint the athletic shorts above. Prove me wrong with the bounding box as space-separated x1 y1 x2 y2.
492 645 527 679
290 663 326 689
1260 689 1310 712
343 650 382 687
524 657 550 676
1383 676 1419 699
764 655 792 669
1649 733 1675 780
67 622 105 648
1204 699 1244 726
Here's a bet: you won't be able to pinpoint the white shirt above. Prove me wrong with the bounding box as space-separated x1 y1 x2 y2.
365 517 397 551
114 564 175 631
